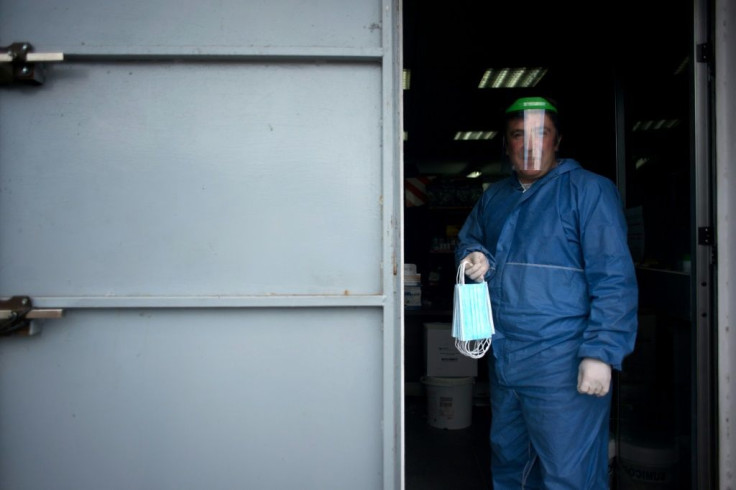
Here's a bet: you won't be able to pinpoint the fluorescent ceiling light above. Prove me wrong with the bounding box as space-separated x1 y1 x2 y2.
453 130 498 141
403 69 411 90
632 119 680 131
466 171 482 178
478 67 548 89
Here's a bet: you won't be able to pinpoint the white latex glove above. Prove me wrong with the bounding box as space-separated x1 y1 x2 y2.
461 252 490 283
577 358 611 397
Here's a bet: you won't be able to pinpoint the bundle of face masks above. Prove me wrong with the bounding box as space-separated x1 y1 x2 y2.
452 261 494 358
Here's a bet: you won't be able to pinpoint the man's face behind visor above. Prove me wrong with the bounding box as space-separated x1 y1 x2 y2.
505 110 560 184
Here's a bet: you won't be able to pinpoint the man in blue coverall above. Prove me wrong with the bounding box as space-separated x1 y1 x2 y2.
455 97 638 489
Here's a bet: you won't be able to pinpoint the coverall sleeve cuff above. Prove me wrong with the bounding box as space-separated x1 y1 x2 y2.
577 349 622 371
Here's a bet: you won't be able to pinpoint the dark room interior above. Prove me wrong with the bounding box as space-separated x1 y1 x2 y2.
402 1 695 488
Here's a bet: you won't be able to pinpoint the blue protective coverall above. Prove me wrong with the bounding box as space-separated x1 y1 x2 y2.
455 158 638 489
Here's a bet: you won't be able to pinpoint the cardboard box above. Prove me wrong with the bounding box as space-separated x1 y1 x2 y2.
424 322 478 377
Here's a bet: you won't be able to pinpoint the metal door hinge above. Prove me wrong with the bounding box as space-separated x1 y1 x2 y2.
697 43 712 63
698 226 713 245
0 296 63 336
0 42 64 85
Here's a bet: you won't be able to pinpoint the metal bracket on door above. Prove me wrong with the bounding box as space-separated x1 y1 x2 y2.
0 296 64 337
0 42 64 85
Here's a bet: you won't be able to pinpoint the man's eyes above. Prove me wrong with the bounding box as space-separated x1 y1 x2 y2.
511 129 550 139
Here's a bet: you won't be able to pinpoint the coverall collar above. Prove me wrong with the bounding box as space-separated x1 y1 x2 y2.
512 158 580 191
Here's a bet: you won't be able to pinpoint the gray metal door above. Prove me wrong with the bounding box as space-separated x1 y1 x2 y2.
0 1 403 489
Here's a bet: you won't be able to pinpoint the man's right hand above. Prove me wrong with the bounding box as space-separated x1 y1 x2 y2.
461 252 490 282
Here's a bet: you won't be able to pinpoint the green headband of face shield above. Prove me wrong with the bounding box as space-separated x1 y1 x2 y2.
505 97 558 113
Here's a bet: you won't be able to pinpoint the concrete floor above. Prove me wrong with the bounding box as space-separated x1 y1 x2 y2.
405 395 492 490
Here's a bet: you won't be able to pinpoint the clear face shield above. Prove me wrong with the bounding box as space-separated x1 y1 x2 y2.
519 109 550 172
504 97 560 182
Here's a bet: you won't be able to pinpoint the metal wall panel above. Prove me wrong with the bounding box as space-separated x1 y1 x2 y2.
716 0 736 486
0 308 384 490
0 0 382 51
0 62 382 297
0 0 402 488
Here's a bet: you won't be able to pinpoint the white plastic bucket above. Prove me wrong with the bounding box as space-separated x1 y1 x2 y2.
618 440 679 489
421 376 474 429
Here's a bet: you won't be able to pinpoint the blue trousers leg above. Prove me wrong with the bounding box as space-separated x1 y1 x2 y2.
489 366 611 489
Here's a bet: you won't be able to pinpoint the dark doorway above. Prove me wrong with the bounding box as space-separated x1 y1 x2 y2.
403 1 697 488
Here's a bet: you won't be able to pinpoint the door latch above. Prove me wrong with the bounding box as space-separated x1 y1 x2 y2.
0 296 63 336
0 42 64 85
